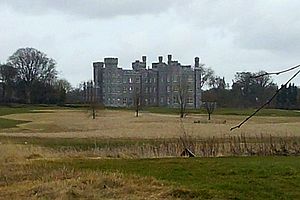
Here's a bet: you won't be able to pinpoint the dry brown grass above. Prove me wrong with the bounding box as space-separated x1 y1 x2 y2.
1 170 171 199
1 109 300 139
0 144 56 164
2 109 300 199
0 144 175 200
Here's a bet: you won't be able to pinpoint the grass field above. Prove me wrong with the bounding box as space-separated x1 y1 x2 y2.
1 143 300 199
46 156 300 199
1 106 300 199
1 106 300 138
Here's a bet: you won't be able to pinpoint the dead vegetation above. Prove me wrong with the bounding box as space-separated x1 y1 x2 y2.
0 165 172 199
1 109 300 139
77 134 300 158
0 144 176 200
1 108 300 199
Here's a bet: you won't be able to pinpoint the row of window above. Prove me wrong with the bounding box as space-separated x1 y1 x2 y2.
104 96 194 105
104 85 194 94
162 97 193 104
102 75 196 84
124 77 157 84
104 97 157 105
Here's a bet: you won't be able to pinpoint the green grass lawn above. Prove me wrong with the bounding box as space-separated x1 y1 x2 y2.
0 118 30 130
0 105 41 130
1 104 300 117
0 135 167 150
0 105 71 130
43 156 300 199
0 104 68 116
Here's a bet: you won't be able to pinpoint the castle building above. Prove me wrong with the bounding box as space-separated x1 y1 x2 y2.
91 55 202 108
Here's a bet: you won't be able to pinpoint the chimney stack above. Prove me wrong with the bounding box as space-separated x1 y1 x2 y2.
195 57 200 68
167 54 172 64
142 56 146 63
158 56 163 63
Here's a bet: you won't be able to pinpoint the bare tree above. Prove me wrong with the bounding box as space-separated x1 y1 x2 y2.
0 64 17 101
209 76 226 89
204 101 216 120
86 81 103 119
178 72 189 118
133 83 143 117
7 48 57 103
134 92 141 117
133 74 143 117
199 64 215 89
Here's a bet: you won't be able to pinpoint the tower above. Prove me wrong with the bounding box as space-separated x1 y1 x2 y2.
93 62 104 104
194 57 202 108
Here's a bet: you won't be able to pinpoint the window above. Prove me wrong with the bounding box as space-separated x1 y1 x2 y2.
173 85 178 92
129 78 132 83
188 75 193 82
173 96 177 104
129 86 133 92
123 87 127 93
167 76 170 82
161 77 164 83
167 86 171 92
160 97 164 103
149 87 152 93
187 97 193 104
173 76 178 82
167 97 171 104
129 98 133 105
145 87 149 93
188 85 193 92
136 77 140 83
153 78 156 83
153 98 156 103
123 98 127 104
153 87 156 93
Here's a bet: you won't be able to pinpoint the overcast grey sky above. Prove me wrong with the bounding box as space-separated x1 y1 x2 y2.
0 0 299 87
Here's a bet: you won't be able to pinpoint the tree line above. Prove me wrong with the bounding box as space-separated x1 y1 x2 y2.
203 71 300 109
0 47 71 104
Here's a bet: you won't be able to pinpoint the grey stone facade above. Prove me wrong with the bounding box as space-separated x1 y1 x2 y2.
91 55 202 108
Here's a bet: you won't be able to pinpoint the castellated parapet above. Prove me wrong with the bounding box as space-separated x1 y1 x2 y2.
89 55 202 108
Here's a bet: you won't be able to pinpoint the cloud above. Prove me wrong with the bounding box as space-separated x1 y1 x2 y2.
0 0 175 18
1 0 300 86
233 5 300 53
171 0 300 53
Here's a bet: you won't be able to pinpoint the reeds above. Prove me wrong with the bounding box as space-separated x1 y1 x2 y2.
85 134 300 158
